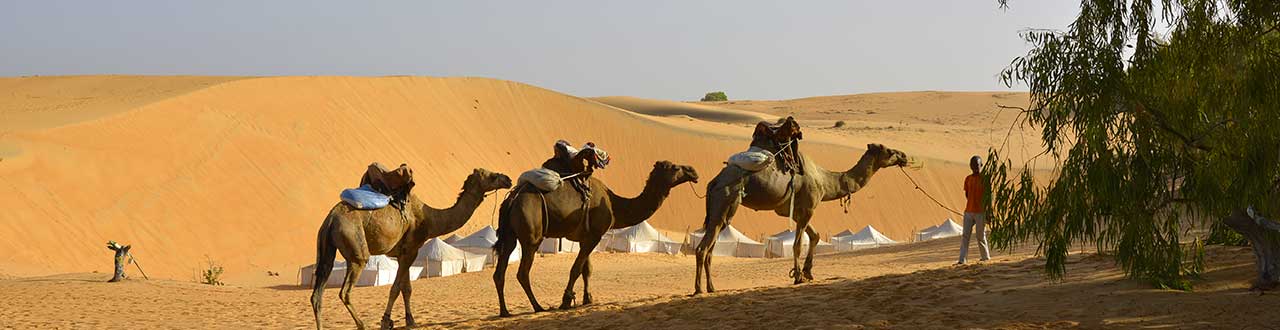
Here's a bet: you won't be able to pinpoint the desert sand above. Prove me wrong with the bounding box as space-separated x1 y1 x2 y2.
4 75 1268 329
1 237 1273 329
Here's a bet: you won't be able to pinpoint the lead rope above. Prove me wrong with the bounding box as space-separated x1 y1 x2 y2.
898 166 963 216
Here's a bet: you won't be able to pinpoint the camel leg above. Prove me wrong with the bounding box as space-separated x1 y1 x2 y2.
560 239 599 309
339 257 368 330
493 230 519 317
310 229 339 330
516 238 545 313
379 252 416 329
694 221 724 294
802 226 820 281
790 211 814 284
379 279 402 329
581 257 594 305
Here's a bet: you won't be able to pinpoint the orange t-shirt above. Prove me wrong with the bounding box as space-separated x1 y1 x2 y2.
964 174 984 213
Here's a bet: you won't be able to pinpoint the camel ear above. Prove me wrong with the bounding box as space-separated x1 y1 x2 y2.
866 143 881 151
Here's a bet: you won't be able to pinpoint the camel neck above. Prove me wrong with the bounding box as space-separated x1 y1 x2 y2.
422 181 488 238
609 174 674 229
822 152 878 201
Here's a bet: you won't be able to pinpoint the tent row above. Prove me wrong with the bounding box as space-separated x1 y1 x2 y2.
301 222 924 287
300 237 487 288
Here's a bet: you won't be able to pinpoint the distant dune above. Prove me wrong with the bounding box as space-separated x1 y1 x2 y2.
0 76 994 285
591 96 778 124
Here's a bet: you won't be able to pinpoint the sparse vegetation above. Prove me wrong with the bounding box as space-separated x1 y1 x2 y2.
700 91 728 102
198 257 225 286
833 120 847 128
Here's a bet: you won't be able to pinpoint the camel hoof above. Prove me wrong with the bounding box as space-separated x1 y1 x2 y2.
558 301 574 310
379 316 394 330
499 310 512 318
532 305 547 313
582 293 593 305
404 314 416 327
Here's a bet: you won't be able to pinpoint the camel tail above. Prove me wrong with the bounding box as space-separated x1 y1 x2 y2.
310 207 340 328
494 193 516 255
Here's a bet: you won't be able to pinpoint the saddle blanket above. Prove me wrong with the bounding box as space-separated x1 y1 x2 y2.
518 168 563 192
728 146 773 172
340 184 392 210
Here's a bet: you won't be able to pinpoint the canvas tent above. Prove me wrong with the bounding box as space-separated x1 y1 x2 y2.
832 225 897 251
442 234 463 245
300 254 399 288
764 229 835 258
453 226 520 264
538 235 610 254
687 225 765 258
604 221 682 254
916 219 964 241
414 238 487 278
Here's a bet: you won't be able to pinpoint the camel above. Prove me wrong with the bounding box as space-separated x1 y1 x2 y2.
492 160 699 316
310 168 512 330
693 143 908 294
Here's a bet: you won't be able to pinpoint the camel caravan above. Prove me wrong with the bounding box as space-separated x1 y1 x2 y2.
307 118 913 329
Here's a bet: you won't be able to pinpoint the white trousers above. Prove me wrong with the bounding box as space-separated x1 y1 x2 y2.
959 212 990 263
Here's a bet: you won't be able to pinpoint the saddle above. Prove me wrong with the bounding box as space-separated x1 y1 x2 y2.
751 116 804 175
359 162 416 207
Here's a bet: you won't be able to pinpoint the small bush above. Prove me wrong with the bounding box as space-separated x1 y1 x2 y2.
199 257 225 286
700 91 728 102
833 120 846 128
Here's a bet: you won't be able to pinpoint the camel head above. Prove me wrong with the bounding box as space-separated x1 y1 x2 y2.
650 160 700 187
467 168 513 193
865 143 909 169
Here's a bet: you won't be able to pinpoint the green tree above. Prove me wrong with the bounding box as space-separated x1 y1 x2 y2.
701 91 728 102
989 0 1280 290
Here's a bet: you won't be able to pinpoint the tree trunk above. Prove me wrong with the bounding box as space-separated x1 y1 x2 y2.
108 245 131 282
1224 209 1280 291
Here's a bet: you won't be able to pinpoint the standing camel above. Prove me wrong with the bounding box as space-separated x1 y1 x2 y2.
694 143 908 294
311 168 512 330
492 161 699 316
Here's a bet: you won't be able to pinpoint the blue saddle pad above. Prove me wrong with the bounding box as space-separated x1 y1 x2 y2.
340 185 391 210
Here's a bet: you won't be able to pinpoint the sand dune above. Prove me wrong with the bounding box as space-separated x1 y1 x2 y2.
0 76 972 285
591 96 779 124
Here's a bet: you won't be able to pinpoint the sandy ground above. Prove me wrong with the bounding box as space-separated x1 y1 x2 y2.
0 76 992 283
1 237 1273 329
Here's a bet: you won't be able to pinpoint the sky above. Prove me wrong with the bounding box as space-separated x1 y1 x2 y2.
1 1 1080 100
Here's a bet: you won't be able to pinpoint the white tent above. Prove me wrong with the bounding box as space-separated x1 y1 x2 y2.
687 225 765 258
832 225 897 251
765 229 835 258
453 226 520 264
917 218 964 241
441 234 463 245
538 235 610 254
414 238 487 278
300 254 400 288
604 221 682 254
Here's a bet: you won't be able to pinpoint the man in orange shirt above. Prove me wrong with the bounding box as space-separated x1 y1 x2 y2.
958 156 991 264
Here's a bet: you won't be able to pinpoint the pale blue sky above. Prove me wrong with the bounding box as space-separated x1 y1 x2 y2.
1 1 1078 100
